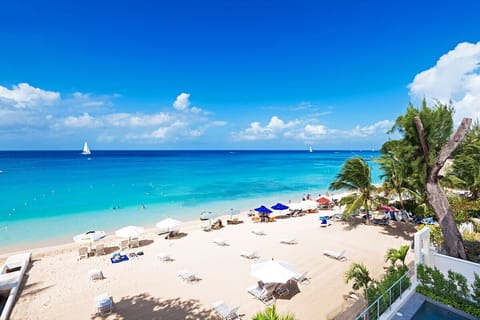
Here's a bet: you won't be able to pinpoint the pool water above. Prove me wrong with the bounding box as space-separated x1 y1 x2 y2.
412 301 471 320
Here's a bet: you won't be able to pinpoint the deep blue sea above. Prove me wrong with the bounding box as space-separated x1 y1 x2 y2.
0 150 380 251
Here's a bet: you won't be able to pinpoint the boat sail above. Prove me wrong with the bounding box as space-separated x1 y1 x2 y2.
81 141 91 155
309 146 313 153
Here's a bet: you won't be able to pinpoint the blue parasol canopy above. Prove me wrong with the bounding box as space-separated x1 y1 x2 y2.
255 205 273 214
271 203 289 211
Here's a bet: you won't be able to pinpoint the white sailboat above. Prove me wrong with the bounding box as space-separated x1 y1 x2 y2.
309 146 313 153
81 141 91 155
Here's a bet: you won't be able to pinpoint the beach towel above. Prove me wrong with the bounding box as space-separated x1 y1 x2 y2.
110 254 129 264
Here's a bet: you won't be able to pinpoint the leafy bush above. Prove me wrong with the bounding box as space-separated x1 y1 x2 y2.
416 264 480 317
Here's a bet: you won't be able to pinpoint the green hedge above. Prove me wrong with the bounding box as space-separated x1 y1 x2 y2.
416 264 480 317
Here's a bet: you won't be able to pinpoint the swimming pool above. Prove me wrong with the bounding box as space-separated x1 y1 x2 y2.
411 301 472 320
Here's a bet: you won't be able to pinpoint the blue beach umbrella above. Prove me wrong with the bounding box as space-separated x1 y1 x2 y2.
255 205 273 215
271 203 289 211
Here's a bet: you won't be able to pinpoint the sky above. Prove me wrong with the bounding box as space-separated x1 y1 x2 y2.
0 1 479 150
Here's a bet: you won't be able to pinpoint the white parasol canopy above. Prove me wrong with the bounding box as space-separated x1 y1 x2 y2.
300 200 318 211
156 218 182 232
73 230 106 244
251 259 297 284
115 225 144 238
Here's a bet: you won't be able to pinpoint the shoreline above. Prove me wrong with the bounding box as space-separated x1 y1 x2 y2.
0 189 342 256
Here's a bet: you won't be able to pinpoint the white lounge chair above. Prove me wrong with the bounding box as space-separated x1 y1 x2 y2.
251 229 266 236
323 249 347 261
94 243 105 256
212 300 240 320
213 238 229 246
177 269 198 283
94 293 113 316
78 247 88 260
118 239 128 251
294 271 310 284
247 284 275 305
240 250 259 259
280 238 297 245
129 237 140 248
157 252 174 262
0 252 31 320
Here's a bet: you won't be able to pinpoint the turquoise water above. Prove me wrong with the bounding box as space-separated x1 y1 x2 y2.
0 150 380 250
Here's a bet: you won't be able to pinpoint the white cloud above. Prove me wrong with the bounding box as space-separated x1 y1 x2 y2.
104 112 170 127
409 41 480 123
63 113 102 128
0 83 60 108
348 120 393 137
173 92 191 110
234 116 300 141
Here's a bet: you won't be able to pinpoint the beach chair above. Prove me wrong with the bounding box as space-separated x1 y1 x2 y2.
88 269 104 281
294 271 311 284
129 237 140 248
118 239 128 251
94 243 105 256
320 218 331 227
240 250 259 259
78 247 88 260
177 269 198 283
274 285 289 297
280 239 298 245
157 252 174 262
213 238 229 246
94 293 113 316
212 300 240 320
323 249 347 262
247 284 275 305
251 229 266 236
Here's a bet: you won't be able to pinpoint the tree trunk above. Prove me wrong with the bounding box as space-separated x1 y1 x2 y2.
425 181 467 259
414 116 471 259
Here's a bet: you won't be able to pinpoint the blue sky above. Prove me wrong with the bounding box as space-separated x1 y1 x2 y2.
0 1 479 150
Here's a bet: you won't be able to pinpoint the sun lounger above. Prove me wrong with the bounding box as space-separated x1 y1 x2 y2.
274 285 289 297
323 249 347 261
240 250 259 259
94 293 113 316
177 269 198 283
118 239 128 251
213 238 229 246
251 229 266 236
247 284 275 305
280 239 298 245
129 237 140 248
77 246 88 260
212 300 240 320
157 252 174 262
294 271 310 284
94 244 105 256
0 252 31 320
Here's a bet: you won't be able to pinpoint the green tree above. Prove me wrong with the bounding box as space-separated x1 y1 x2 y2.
450 122 480 200
386 100 471 259
252 305 296 320
345 262 374 299
329 157 376 223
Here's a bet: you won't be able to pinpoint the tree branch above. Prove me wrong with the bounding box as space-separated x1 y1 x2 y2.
414 116 430 165
434 118 472 173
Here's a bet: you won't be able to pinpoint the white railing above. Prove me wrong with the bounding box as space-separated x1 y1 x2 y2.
355 266 416 320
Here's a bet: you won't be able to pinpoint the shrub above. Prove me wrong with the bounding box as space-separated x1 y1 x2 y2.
416 265 480 317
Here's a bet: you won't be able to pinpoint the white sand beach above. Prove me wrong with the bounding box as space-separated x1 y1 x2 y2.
3 210 416 320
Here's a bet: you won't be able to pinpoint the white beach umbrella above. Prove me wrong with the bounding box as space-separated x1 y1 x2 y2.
156 218 182 232
288 202 302 210
251 259 297 284
115 225 145 239
73 230 106 250
300 200 318 211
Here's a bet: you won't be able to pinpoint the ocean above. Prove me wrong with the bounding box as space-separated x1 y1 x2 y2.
0 150 381 251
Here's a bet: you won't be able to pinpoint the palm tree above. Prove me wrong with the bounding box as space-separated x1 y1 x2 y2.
329 157 376 224
252 305 296 320
384 245 409 267
345 262 374 299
